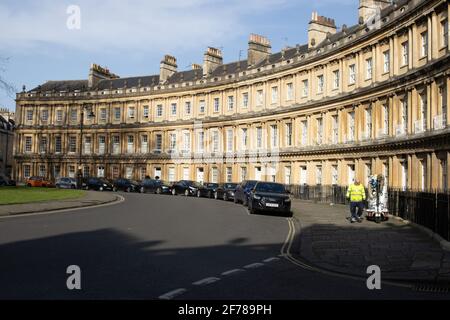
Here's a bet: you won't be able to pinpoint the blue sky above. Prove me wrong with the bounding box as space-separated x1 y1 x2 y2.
0 0 359 110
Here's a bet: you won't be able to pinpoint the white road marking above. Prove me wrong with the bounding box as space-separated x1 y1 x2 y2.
263 257 280 263
192 277 221 286
243 263 264 269
158 288 187 300
221 269 245 276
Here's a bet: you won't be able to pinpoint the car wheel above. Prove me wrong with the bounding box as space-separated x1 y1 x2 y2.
197 190 201 198
99 186 104 192
234 196 239 204
214 192 218 200
140 187 145 194
207 191 212 198
184 189 190 197
71 185 76 189
172 189 177 196
126 186 132 193
113 187 118 192
156 187 162 195
223 194 228 201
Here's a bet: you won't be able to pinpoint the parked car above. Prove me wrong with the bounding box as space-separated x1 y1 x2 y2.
214 183 238 201
83 177 114 191
0 175 16 186
247 182 291 215
171 180 206 197
139 178 172 194
55 177 77 189
234 180 258 206
26 176 54 188
113 178 140 192
199 183 220 198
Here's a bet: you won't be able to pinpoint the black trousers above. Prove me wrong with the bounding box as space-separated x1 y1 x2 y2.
350 201 364 219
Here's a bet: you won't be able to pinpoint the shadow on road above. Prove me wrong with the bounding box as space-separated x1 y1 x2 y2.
0 229 284 299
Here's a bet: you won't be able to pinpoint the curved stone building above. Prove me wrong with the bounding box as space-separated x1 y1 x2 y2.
14 0 450 191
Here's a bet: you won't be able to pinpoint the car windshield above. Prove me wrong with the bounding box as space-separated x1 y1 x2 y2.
192 182 203 188
206 183 219 188
245 181 257 188
224 183 237 189
99 178 109 183
254 183 286 193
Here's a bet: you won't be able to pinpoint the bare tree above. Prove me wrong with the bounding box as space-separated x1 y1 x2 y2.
0 56 17 97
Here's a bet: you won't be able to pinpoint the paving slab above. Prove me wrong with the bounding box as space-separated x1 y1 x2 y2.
292 200 450 283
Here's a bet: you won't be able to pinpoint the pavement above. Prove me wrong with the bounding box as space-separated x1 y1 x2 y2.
291 200 450 284
0 191 120 217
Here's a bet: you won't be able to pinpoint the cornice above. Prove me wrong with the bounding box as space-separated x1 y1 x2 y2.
15 54 450 131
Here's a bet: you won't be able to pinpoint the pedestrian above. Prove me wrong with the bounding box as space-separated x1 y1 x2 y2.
346 179 366 223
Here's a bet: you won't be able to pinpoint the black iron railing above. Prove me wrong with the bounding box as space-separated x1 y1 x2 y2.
286 184 350 205
285 184 450 242
388 189 450 242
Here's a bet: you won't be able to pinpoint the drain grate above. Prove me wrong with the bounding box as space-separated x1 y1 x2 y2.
414 283 450 294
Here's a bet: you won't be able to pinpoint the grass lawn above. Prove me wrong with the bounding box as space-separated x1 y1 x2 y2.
0 187 86 205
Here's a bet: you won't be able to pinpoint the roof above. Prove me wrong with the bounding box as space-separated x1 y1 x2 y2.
0 115 14 131
27 0 412 94
95 75 160 90
30 80 88 92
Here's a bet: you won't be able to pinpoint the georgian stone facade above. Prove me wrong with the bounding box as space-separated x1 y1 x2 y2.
14 0 450 191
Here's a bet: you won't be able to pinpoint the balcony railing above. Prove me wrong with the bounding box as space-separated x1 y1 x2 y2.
433 113 447 130
361 131 371 140
377 128 388 138
414 119 426 133
395 124 406 136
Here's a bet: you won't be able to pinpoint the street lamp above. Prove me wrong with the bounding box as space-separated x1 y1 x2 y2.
77 103 95 189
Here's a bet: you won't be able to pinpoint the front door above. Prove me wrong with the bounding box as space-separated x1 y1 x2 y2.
197 168 204 184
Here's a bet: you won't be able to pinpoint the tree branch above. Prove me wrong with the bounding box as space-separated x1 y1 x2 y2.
0 56 17 98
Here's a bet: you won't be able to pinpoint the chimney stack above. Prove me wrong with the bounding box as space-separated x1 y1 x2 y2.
159 54 178 84
203 47 223 77
88 63 119 88
248 34 271 67
308 12 337 49
160 55 178 84
358 0 391 24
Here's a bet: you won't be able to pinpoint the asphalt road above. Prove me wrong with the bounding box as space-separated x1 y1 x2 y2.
0 193 447 300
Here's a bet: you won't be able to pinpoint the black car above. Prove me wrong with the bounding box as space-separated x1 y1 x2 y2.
171 180 205 197
113 178 140 192
248 182 291 215
139 179 172 194
214 183 238 201
199 183 219 198
234 180 258 206
0 175 16 187
82 177 114 191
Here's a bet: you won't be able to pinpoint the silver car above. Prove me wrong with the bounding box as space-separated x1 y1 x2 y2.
55 177 78 189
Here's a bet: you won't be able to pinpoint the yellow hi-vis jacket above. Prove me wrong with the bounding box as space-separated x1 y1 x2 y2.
346 184 366 202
